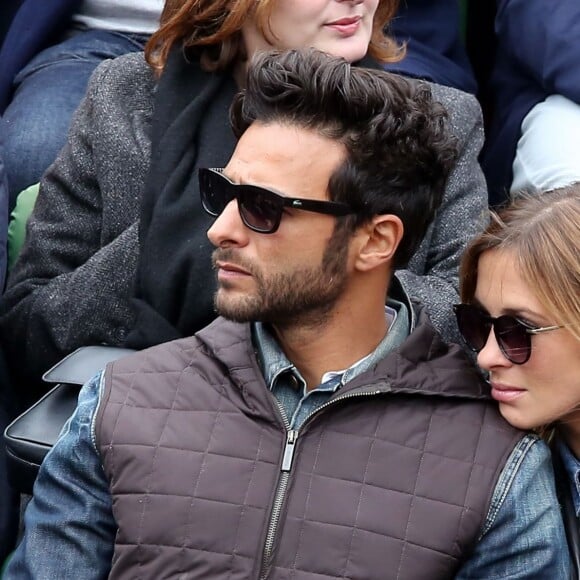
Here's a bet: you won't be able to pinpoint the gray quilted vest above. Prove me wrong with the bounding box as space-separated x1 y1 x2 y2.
96 315 523 579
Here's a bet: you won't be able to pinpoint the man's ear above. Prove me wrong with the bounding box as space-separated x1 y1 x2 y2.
354 215 404 272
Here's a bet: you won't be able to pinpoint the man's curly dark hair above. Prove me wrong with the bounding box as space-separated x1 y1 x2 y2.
230 48 458 268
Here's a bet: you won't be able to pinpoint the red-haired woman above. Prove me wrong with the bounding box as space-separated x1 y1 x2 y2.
0 0 488 403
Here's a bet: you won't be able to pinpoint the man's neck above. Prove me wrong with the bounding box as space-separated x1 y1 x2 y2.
270 300 389 391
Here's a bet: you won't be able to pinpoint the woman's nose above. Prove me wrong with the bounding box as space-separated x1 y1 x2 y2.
477 327 512 371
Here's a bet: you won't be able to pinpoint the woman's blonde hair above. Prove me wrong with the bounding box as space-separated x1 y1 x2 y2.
460 186 580 342
145 0 403 73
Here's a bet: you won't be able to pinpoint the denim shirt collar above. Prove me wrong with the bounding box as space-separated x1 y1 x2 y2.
556 439 580 516
253 298 410 393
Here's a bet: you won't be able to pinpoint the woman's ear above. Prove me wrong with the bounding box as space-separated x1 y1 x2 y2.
353 215 404 272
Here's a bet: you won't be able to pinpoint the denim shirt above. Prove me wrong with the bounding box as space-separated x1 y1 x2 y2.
6 307 570 578
254 302 409 431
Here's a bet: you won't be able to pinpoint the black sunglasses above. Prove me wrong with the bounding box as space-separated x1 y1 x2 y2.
453 303 565 365
199 167 355 234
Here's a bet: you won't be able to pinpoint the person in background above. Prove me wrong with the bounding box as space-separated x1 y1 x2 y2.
5 48 569 579
0 0 473 213
455 186 580 573
387 0 477 94
0 0 489 406
0 148 14 564
0 1 24 48
0 1 163 559
0 0 163 210
482 0 580 205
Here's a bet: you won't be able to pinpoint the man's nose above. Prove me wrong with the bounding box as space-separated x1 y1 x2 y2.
207 199 249 248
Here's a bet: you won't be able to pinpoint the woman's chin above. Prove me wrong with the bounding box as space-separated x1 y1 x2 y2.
316 38 370 64
499 404 538 431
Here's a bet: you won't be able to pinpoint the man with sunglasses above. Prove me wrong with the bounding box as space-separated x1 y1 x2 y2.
6 49 568 578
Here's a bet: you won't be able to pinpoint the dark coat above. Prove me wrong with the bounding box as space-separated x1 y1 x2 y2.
0 0 25 48
387 0 477 94
482 0 580 204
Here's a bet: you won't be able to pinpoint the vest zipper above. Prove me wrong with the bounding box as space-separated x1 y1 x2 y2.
258 386 389 579
259 429 298 579
281 429 298 471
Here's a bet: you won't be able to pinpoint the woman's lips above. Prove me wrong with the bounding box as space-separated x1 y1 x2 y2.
490 382 526 403
325 16 362 37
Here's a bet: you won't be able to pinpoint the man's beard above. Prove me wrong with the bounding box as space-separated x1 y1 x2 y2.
212 227 350 326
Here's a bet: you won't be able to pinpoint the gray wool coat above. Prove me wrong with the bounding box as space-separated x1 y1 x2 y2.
0 52 488 387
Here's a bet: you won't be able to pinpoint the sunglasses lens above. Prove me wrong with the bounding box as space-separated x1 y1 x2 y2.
455 305 490 352
199 170 229 216
494 316 531 364
239 189 282 233
199 170 283 234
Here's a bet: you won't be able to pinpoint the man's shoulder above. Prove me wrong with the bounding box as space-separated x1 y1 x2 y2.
107 319 251 378
392 301 489 396
107 334 207 378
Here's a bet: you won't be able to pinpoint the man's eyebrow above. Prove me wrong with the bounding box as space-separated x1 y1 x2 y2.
236 177 292 199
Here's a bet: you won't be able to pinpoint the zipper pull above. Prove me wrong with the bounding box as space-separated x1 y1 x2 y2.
281 430 298 472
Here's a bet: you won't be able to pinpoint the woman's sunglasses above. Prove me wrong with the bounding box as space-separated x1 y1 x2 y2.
199 167 355 234
453 303 565 365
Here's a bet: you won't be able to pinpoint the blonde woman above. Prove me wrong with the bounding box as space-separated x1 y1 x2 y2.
455 185 580 574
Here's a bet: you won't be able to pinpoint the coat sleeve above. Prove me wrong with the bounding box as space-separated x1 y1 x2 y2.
396 87 488 344
496 0 580 101
0 59 141 391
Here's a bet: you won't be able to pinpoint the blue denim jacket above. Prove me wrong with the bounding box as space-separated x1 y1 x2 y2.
6 305 570 578
557 439 580 517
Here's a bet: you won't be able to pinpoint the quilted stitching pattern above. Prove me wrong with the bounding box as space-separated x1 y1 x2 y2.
97 323 521 579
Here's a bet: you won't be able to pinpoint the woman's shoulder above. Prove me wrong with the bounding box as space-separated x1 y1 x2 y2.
86 52 156 110
410 80 482 125
420 80 483 135
422 81 480 110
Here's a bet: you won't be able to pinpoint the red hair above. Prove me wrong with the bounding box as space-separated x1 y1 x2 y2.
145 0 403 73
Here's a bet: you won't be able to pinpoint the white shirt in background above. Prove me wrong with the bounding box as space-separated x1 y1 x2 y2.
72 0 164 35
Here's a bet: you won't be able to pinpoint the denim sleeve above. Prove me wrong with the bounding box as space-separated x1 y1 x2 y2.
4 372 115 579
456 434 570 579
